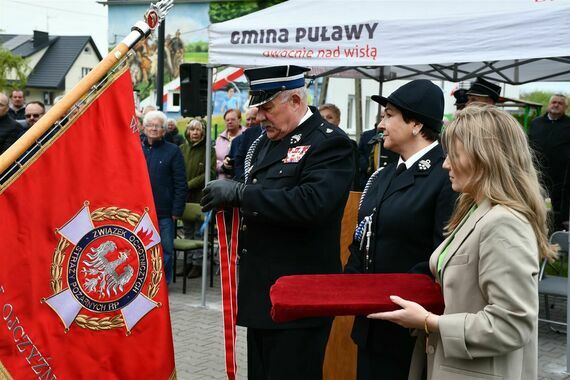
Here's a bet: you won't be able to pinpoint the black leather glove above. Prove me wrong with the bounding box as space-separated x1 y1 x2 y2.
200 179 246 212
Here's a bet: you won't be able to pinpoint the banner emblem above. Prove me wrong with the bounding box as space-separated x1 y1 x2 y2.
43 203 163 333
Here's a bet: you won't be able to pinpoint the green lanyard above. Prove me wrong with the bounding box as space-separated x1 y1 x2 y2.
437 205 477 275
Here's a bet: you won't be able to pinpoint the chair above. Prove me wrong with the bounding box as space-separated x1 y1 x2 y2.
173 203 215 293
538 230 569 333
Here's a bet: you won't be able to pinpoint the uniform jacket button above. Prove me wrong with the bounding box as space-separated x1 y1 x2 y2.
241 248 248 255
252 178 258 184
241 224 247 232
252 211 259 217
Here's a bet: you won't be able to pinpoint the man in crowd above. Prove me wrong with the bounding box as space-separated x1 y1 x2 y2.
466 77 501 105
0 93 23 155
8 90 26 120
201 65 355 379
453 88 469 111
164 118 184 146
318 103 360 190
21 101 45 130
141 110 187 285
529 94 570 230
231 107 261 181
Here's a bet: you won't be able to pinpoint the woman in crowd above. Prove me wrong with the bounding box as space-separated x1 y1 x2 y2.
345 79 457 379
215 108 243 179
369 105 556 380
180 118 215 278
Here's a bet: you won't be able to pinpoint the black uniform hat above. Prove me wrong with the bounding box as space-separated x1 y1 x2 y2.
466 77 501 103
453 88 468 106
371 79 444 132
244 65 310 107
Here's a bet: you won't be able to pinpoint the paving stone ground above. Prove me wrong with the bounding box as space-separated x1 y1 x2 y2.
168 269 570 380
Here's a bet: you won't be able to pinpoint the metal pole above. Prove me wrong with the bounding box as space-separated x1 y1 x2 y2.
354 78 363 140
567 203 570 373
201 65 213 307
319 76 329 105
155 20 165 110
378 67 384 117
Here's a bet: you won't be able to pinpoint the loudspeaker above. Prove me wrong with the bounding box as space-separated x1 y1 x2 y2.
180 63 208 117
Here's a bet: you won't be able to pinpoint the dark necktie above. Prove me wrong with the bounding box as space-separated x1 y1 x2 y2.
395 163 407 176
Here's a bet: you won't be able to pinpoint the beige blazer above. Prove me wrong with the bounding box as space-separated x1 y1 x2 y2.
409 199 540 380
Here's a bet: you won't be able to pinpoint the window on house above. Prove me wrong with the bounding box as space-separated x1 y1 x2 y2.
43 92 54 106
167 91 180 112
81 67 92 78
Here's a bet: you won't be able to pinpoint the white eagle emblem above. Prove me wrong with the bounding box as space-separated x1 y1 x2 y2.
81 241 134 299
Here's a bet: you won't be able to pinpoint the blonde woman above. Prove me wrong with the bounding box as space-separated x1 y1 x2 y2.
369 105 557 379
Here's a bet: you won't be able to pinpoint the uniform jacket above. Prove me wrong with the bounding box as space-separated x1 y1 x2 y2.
180 136 216 203
409 199 539 380
528 114 570 227
0 114 23 155
345 143 456 350
142 138 187 219
237 107 355 329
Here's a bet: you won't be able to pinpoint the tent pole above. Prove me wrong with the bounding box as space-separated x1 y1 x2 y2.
354 78 363 140
155 20 165 110
201 65 214 307
378 67 384 119
567 206 570 374
319 76 329 105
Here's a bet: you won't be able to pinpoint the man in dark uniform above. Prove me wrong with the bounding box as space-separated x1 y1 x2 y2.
466 77 501 106
201 65 355 380
529 94 570 230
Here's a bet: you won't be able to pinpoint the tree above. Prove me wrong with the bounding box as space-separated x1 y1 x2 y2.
0 48 28 93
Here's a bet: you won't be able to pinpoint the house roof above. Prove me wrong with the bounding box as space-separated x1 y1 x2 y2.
1 33 103 89
1 34 58 58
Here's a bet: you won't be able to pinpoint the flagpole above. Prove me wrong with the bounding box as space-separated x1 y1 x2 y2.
0 0 173 175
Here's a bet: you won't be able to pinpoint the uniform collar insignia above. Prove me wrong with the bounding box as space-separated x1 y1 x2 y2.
418 159 431 171
326 128 333 133
290 133 302 144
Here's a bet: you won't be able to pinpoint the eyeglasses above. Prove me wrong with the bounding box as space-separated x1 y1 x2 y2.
144 124 163 130
25 113 42 119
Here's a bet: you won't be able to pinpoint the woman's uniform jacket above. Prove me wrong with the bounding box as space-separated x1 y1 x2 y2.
346 144 456 352
409 199 540 380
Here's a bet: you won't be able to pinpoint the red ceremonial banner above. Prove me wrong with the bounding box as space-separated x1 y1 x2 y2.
0 69 176 379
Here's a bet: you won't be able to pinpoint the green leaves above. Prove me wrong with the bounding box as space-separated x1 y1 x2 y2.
0 48 29 93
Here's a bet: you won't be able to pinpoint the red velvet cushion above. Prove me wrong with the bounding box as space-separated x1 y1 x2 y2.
270 274 444 323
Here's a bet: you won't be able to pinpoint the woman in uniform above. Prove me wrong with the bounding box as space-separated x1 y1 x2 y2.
345 79 457 379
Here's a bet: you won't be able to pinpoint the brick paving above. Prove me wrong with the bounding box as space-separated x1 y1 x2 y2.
168 272 569 380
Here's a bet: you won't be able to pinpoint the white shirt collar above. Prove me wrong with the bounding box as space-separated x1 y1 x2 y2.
397 140 439 169
298 107 312 126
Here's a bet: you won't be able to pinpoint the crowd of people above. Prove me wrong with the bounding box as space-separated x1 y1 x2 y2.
1 68 569 379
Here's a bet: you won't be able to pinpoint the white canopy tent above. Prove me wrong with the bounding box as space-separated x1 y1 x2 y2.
209 0 570 84
202 0 570 372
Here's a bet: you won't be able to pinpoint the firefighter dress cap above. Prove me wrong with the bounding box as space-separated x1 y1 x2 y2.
466 77 501 103
371 79 444 133
244 65 310 107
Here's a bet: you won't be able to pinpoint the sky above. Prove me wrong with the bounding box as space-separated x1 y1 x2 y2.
1 0 569 96
0 0 108 54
